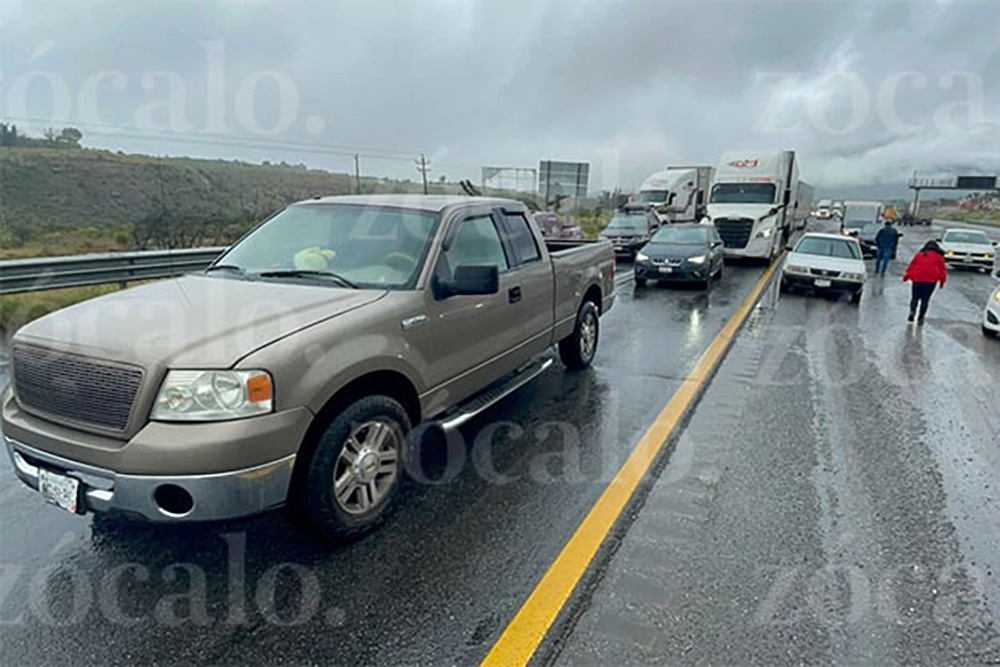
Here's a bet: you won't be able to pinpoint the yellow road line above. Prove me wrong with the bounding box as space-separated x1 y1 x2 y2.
482 259 781 667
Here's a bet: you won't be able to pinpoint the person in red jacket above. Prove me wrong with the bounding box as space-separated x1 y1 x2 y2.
903 241 947 325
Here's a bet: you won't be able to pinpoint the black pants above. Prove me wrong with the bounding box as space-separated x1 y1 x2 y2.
910 282 936 319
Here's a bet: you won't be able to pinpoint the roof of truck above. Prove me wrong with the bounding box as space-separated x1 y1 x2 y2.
294 194 519 212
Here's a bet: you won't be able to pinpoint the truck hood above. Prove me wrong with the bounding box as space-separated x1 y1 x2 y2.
15 275 387 369
706 203 777 221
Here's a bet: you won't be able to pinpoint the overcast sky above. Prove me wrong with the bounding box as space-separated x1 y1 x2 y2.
1 0 997 193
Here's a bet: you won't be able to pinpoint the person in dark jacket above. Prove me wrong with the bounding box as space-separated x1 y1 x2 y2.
903 241 947 324
874 220 902 276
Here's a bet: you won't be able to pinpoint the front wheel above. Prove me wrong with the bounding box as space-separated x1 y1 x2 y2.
985 325 998 338
635 276 646 287
850 290 862 305
559 301 600 370
289 395 410 543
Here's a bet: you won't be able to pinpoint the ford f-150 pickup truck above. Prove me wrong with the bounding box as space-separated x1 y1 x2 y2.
2 195 615 541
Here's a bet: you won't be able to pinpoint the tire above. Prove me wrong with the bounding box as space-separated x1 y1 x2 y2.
635 277 646 287
289 395 410 543
779 279 792 295
850 290 862 305
985 325 998 338
559 300 600 370
715 263 724 280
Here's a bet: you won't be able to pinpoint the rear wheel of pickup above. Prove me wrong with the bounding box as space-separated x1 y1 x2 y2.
290 395 410 543
559 301 600 370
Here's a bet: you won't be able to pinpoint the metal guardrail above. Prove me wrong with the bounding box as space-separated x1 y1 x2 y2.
0 247 226 295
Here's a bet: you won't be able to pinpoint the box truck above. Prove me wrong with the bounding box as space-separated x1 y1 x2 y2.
702 150 810 261
634 166 714 224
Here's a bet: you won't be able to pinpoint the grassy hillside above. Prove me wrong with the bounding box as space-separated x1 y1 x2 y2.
0 147 361 253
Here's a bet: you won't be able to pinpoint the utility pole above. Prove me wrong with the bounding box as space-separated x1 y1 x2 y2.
354 154 361 194
415 154 430 194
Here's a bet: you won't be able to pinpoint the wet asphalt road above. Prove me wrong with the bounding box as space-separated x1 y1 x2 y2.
0 256 768 663
557 222 1000 665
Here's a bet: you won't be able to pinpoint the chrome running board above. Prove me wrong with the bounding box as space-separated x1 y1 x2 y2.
438 358 554 431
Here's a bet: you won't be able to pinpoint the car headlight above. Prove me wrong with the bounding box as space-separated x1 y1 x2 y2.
151 369 274 421
636 252 649 262
843 272 865 282
994 289 1000 305
687 255 707 264
784 263 809 275
946 251 955 257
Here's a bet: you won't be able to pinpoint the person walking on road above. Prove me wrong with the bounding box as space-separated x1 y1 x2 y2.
874 220 902 276
903 241 947 325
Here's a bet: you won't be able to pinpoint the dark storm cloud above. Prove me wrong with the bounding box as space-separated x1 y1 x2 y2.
1 0 996 191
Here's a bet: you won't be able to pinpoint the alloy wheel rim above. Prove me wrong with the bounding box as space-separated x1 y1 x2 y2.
332 419 400 515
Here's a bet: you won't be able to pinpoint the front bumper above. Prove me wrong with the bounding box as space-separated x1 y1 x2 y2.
722 234 775 259
945 255 995 269
635 261 711 282
6 436 295 522
782 272 863 294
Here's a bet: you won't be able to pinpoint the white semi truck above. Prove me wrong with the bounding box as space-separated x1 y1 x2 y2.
702 150 812 261
634 166 714 224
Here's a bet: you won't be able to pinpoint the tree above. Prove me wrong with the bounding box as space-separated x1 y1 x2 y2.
57 127 82 147
43 127 58 144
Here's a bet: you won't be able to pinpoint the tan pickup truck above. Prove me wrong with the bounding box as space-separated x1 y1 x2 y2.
3 195 615 541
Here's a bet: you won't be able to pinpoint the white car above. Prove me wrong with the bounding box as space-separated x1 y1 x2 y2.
985 281 1000 338
940 228 997 272
780 232 867 304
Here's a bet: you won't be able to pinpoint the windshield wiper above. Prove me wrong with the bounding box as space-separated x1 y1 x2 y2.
205 264 248 276
256 269 358 288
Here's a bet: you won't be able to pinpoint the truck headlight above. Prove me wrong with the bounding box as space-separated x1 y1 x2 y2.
756 227 774 239
151 370 274 421
687 255 707 264
636 252 650 262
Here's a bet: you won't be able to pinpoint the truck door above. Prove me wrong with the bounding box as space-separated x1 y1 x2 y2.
497 209 556 364
421 209 520 407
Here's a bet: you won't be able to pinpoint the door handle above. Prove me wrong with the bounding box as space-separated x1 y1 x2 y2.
508 286 522 304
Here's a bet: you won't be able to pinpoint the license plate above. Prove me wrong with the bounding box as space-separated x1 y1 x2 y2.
659 266 673 274
38 468 81 514
814 278 832 288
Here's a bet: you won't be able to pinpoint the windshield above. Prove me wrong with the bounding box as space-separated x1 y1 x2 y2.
605 215 650 232
651 226 709 245
215 204 439 289
709 183 776 204
943 231 991 245
861 223 882 236
794 236 862 260
637 190 670 204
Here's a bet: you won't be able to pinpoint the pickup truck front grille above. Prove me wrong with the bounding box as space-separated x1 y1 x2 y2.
714 218 754 249
12 345 143 432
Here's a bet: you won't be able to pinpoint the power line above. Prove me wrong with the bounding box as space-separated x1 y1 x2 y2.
0 115 423 162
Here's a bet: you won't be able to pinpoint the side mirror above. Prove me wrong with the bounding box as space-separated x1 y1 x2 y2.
435 265 499 298
785 243 796 252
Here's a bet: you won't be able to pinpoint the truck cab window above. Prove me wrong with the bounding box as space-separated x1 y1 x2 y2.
502 212 541 266
438 215 509 281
